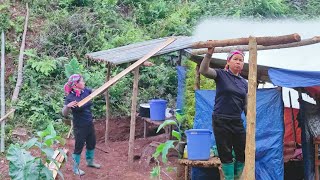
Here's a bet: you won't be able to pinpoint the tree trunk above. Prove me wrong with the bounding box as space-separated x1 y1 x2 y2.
191 33 301 49
11 3 29 104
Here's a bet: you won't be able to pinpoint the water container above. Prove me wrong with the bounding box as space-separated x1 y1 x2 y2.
149 99 167 121
185 129 212 160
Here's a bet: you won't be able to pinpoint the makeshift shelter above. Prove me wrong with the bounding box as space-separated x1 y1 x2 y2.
83 35 320 179
177 49 320 180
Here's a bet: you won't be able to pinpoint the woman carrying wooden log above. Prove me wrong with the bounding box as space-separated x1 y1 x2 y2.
62 74 101 176
199 47 247 180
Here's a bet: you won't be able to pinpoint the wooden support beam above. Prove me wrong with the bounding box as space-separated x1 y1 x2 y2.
191 36 320 55
195 64 200 90
128 67 139 164
191 33 300 49
78 37 176 107
104 62 111 143
244 36 258 180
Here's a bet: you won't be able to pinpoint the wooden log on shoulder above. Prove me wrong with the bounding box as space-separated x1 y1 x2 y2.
191 36 320 55
191 33 301 49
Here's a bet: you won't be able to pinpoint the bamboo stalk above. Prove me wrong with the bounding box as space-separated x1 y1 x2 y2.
12 3 29 103
0 30 5 152
78 37 176 107
191 36 320 55
191 33 300 49
244 36 258 180
128 67 139 164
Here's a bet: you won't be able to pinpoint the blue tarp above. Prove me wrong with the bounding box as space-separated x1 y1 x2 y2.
269 68 320 88
176 66 187 111
192 88 284 180
269 67 320 180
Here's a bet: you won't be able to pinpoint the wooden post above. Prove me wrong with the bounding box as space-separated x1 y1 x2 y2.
1 31 5 152
244 36 257 180
195 64 200 90
104 62 111 144
128 67 140 164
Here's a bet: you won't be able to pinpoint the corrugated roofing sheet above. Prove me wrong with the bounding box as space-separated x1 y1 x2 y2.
85 36 193 65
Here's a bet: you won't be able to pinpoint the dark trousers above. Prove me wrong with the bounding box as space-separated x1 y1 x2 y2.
73 123 96 154
212 115 246 163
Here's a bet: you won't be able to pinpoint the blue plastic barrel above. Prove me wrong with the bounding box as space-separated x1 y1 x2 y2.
149 99 167 121
185 129 212 160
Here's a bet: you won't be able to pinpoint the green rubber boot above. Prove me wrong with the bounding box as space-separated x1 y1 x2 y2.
86 149 101 168
222 162 235 180
234 161 244 180
72 154 85 176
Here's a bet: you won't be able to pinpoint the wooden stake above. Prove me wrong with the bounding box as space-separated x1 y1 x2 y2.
128 67 139 164
104 62 111 143
0 31 5 152
191 36 320 55
244 36 258 180
78 37 176 107
11 3 29 104
195 64 200 90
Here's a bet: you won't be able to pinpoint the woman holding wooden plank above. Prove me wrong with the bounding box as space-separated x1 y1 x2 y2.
62 74 101 176
199 47 247 180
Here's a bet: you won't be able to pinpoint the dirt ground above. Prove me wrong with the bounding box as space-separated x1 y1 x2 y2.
0 116 179 180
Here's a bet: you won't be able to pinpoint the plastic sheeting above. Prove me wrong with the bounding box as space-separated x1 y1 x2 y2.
192 88 284 180
269 68 320 88
176 66 187 111
299 101 320 180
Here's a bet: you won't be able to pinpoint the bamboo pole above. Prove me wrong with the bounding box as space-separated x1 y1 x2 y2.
244 36 258 180
78 38 176 107
191 33 300 49
11 3 29 104
191 36 320 55
104 62 111 143
1 31 5 152
128 67 139 164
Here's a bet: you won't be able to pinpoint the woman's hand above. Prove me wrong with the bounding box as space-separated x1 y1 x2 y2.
207 47 214 55
67 101 78 108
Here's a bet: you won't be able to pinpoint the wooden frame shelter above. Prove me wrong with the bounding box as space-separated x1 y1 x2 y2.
83 34 320 179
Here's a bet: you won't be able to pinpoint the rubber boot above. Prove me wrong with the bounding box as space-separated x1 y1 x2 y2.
72 154 85 176
86 149 101 168
222 162 235 180
234 161 244 180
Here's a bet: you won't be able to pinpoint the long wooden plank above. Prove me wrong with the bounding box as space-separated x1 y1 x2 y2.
244 36 258 180
191 33 300 48
191 36 320 55
78 37 176 107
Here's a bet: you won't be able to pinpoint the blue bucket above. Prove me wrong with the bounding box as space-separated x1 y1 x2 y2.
185 129 212 160
149 99 167 121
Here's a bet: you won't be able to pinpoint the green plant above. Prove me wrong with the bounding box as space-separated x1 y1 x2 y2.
6 122 66 180
150 111 186 179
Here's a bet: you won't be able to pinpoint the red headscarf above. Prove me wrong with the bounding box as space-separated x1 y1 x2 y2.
64 74 82 97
